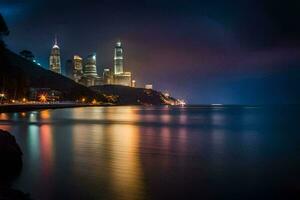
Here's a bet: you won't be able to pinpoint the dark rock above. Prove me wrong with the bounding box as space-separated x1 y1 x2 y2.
0 129 23 182
0 129 31 200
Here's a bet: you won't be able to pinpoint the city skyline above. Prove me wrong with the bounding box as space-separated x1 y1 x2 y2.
0 2 300 199
2 0 300 104
54 38 136 88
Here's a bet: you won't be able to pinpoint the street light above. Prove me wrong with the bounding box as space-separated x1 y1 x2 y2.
0 93 5 104
39 94 47 103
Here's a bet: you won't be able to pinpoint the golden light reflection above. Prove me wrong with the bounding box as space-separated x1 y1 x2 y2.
0 113 13 132
40 109 50 120
0 113 8 120
105 106 139 122
71 106 145 200
108 124 145 200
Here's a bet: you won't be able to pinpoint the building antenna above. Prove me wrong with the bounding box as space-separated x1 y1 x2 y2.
54 34 57 45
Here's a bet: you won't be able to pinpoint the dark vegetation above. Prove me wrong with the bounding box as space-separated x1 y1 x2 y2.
90 85 178 105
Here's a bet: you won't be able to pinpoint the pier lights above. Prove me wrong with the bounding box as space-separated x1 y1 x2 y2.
178 99 186 106
92 99 97 104
81 98 86 103
22 98 27 103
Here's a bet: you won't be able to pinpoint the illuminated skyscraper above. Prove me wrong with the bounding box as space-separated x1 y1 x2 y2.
83 53 98 77
131 80 136 87
49 36 61 74
73 55 83 82
114 41 123 74
103 68 113 84
81 53 101 87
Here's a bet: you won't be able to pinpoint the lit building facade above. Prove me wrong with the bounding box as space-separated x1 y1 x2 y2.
49 37 61 74
83 53 98 77
56 40 136 88
103 68 113 84
81 53 101 87
73 55 83 82
113 72 132 86
114 41 124 74
145 84 153 90
131 80 136 87
112 41 132 86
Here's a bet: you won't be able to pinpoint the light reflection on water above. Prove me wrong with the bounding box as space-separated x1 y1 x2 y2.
0 106 299 199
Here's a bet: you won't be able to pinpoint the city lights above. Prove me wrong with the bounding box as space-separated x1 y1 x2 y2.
178 99 186 106
39 94 47 103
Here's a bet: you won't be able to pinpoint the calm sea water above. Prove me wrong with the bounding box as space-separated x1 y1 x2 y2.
0 106 300 199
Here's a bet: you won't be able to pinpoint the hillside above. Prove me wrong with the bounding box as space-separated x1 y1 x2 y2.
90 85 179 105
0 48 179 105
0 48 105 101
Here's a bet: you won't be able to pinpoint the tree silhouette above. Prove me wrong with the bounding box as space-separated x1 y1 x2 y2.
20 50 35 61
0 14 9 48
0 14 9 35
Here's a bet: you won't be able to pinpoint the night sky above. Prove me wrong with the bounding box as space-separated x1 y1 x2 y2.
1 0 300 104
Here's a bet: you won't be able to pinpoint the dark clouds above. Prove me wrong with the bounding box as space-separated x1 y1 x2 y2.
1 0 300 104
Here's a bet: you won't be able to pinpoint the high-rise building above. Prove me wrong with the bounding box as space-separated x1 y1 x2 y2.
73 55 83 82
49 37 61 74
131 80 136 87
103 68 113 84
81 53 101 87
112 40 132 86
114 41 124 75
83 53 98 77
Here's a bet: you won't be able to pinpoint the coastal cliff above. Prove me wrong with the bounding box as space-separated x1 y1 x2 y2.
90 85 179 105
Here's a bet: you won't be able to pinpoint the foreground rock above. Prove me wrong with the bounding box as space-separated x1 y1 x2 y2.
0 129 31 200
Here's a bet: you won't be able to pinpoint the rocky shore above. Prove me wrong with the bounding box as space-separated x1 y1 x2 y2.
0 129 31 200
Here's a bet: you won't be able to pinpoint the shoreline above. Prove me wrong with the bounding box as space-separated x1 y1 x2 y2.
0 103 107 113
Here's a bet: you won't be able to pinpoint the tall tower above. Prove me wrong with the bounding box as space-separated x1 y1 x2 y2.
114 40 124 75
73 55 83 82
49 36 61 74
83 53 98 77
